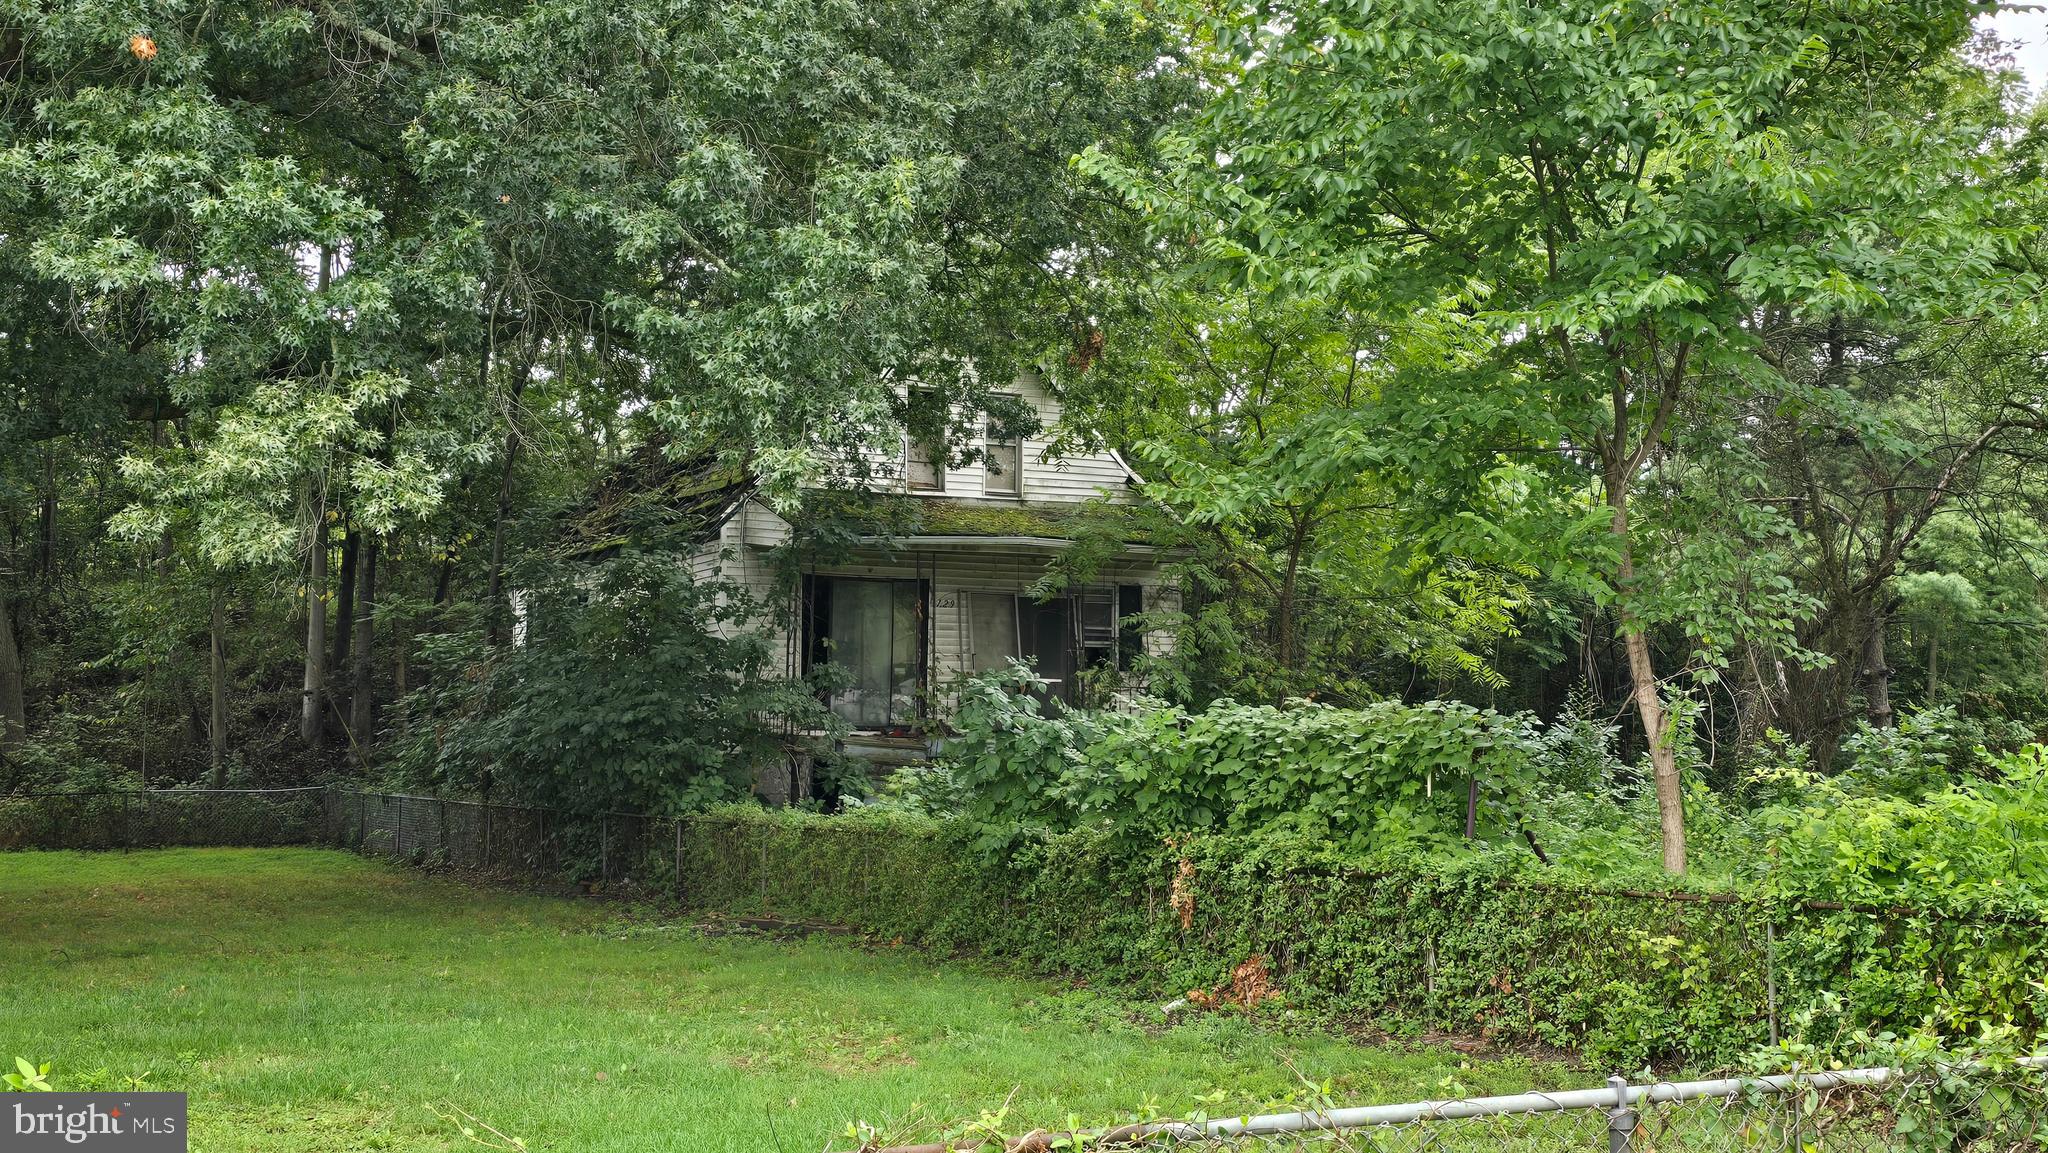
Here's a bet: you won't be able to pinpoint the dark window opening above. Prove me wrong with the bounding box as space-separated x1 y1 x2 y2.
804 576 927 730
966 584 1145 706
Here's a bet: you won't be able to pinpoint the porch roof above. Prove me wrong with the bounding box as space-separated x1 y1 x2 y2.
790 492 1163 548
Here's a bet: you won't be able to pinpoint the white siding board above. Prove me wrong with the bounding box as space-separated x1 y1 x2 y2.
811 371 1137 505
663 369 1166 721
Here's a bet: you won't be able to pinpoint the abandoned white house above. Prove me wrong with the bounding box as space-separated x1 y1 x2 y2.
563 371 1175 770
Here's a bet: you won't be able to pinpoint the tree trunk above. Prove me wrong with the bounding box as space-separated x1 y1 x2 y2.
483 364 531 646
393 562 411 731
300 248 335 748
350 538 378 758
432 549 455 608
1926 632 1940 705
333 518 358 674
1275 557 1300 703
1607 472 1686 873
38 452 55 580
209 584 228 786
1861 614 1893 728
0 584 25 752
300 491 328 749
1272 515 1313 705
1622 623 1685 871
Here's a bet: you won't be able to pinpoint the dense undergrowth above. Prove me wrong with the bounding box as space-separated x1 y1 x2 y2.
670 672 2048 1069
916 670 2048 910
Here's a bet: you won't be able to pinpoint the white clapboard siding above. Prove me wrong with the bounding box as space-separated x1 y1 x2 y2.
823 370 1138 504
689 534 1171 684
676 361 1164 715
1014 378 1137 502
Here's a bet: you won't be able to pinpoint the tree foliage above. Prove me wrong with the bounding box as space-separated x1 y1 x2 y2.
4 0 2048 896
387 552 828 816
1080 0 2039 869
0 0 1184 789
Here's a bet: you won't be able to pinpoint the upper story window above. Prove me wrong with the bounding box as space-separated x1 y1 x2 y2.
983 413 1022 497
905 388 946 493
906 438 945 492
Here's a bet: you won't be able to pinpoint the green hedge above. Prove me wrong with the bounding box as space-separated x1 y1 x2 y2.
681 807 2048 1069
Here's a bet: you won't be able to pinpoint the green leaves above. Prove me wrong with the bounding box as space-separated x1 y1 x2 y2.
4 1058 53 1092
943 673 1546 854
397 0 1184 497
388 551 834 824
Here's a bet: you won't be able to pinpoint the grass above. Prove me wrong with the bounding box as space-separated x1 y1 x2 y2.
1 849 1564 1152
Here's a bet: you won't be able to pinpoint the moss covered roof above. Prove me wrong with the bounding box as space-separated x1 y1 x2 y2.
790 492 1160 545
560 440 752 557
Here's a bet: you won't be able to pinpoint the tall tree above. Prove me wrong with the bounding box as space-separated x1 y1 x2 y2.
1063 289 1530 704
408 0 1186 498
1088 0 2018 869
1747 310 2048 756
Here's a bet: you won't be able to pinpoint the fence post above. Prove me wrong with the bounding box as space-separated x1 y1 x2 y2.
438 798 449 866
1765 918 1780 1048
601 815 610 884
484 803 493 870
674 819 683 899
1607 1074 1635 1153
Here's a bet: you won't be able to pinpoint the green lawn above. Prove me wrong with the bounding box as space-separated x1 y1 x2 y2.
1 849 1560 1151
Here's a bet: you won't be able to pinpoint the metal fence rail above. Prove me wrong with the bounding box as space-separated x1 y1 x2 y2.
849 1060 2048 1152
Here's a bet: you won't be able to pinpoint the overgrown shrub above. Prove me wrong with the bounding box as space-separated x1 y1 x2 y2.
387 550 834 817
938 669 2048 909
0 701 136 794
943 670 1546 853
1834 705 2030 799
1757 744 2048 911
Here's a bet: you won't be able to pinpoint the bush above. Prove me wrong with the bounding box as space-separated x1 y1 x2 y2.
0 702 136 794
943 670 1546 854
387 550 835 818
1756 744 2048 912
1834 705 2025 799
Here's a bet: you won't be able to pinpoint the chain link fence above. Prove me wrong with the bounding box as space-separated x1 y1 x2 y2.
326 789 686 888
846 1061 2048 1153
0 787 326 850
0 786 688 888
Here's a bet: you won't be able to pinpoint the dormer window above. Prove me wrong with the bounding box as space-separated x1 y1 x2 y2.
983 421 1022 497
